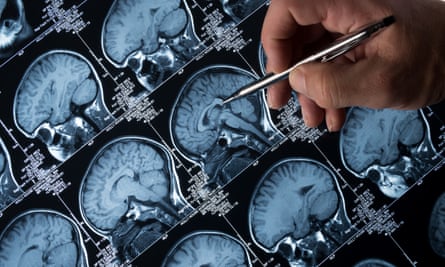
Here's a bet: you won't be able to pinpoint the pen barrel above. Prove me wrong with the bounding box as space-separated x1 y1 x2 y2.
238 72 289 96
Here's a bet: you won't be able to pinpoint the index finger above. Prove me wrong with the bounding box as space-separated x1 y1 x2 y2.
261 0 331 72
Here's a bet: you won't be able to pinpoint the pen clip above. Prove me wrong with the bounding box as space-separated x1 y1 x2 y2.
319 31 368 63
320 35 364 62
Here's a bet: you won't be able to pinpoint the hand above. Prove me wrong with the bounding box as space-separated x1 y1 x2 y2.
262 0 445 131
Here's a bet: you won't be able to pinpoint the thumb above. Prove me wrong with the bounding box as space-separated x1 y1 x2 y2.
289 60 370 109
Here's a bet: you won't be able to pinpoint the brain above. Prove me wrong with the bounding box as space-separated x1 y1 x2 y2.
221 0 265 22
171 66 258 157
0 138 21 210
429 192 445 258
0 141 5 175
14 50 98 135
102 0 186 64
353 258 396 267
0 210 85 266
249 158 339 250
0 0 32 58
80 137 172 233
163 231 250 267
340 108 424 174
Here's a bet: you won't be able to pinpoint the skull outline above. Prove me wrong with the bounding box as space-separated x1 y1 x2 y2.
169 64 283 188
101 0 205 92
0 0 32 58
13 49 114 162
79 135 193 262
339 107 443 199
162 230 253 267
0 209 89 267
248 157 355 266
0 136 21 210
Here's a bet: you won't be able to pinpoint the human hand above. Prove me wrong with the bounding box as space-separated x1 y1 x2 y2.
262 0 445 131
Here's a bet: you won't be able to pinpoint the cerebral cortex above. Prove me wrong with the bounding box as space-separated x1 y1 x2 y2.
250 159 339 250
220 0 265 22
429 192 445 258
14 50 98 135
340 108 424 174
0 143 5 175
171 66 257 157
80 137 170 233
0 210 84 266
163 231 250 267
102 0 186 64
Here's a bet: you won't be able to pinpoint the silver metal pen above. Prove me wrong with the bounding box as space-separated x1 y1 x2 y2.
222 15 395 105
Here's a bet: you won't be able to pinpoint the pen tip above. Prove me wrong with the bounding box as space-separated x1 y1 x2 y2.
222 97 232 105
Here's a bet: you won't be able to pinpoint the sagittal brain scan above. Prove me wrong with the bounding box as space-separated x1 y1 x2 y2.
249 158 354 266
170 65 282 188
0 1 444 266
102 0 204 92
0 137 21 210
340 107 442 198
429 192 445 258
353 258 396 267
13 50 114 162
79 136 192 262
162 231 252 267
0 0 32 58
0 209 88 267
219 0 265 23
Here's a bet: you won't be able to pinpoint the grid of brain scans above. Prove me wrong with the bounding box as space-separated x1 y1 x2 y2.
0 1 444 266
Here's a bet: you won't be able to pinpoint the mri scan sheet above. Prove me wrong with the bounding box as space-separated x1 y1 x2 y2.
1 1 445 266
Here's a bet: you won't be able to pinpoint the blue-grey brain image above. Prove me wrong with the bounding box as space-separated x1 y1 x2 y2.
0 0 32 58
13 50 114 162
429 192 445 258
162 231 252 267
0 137 21 210
0 210 88 267
249 158 353 266
353 258 397 267
219 0 266 23
102 0 204 92
340 107 442 199
80 136 192 261
170 65 282 188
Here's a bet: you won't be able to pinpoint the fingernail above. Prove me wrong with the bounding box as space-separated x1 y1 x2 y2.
327 120 334 132
326 118 338 132
291 69 307 93
301 108 314 128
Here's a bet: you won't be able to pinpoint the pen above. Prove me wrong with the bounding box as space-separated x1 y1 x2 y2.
222 15 395 105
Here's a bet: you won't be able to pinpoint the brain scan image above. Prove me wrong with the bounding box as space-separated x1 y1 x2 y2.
219 0 265 23
249 158 354 267
353 258 397 267
79 136 193 262
340 107 443 199
0 0 32 58
162 231 252 267
170 65 283 188
101 0 205 92
429 192 445 258
0 209 88 267
13 50 114 162
0 137 21 210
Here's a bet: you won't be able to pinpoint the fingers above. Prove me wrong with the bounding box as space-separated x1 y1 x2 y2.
325 107 346 132
267 80 292 109
289 58 392 109
298 94 345 132
298 94 324 127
